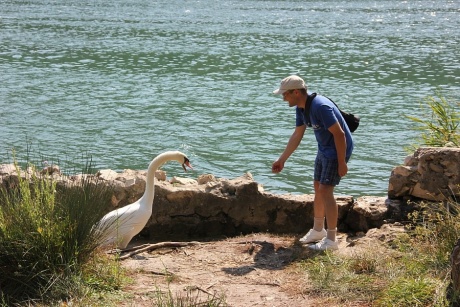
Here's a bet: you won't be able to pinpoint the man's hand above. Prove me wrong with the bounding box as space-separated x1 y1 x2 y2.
338 161 348 177
272 160 285 173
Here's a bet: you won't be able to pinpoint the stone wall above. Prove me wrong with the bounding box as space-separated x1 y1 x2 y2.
2 146 457 240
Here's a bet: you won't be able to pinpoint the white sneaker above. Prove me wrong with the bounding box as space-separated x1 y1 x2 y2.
299 229 326 244
307 238 338 251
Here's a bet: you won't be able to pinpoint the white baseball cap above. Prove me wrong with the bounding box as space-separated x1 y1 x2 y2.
272 75 306 95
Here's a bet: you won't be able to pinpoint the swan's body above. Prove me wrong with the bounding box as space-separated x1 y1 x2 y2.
95 151 192 249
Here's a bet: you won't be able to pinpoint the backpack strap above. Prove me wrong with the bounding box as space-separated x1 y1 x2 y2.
304 92 316 127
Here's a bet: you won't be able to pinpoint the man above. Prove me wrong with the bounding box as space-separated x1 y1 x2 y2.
272 75 353 251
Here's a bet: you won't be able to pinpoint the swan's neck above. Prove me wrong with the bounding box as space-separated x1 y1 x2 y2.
139 152 178 207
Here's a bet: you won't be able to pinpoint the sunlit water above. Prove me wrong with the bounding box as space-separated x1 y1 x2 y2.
1 0 459 197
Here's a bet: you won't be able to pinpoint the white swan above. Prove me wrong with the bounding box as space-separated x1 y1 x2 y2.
95 151 192 249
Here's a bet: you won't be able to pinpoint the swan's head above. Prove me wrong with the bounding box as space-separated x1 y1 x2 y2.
182 156 192 172
173 151 192 172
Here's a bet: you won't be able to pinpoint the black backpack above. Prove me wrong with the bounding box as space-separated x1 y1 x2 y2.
305 93 360 133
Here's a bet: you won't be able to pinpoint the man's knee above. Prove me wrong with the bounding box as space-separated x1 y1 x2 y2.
317 183 335 194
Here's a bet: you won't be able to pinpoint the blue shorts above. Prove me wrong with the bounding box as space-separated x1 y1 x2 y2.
314 152 350 186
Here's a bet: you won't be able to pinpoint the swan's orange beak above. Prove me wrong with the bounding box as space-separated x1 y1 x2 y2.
182 158 193 172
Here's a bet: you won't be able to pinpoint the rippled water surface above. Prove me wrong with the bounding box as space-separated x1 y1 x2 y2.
1 0 459 196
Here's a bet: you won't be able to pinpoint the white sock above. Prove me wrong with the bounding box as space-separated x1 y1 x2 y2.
313 217 325 232
327 228 337 242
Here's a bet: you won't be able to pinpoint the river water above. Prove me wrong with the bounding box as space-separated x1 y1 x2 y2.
1 0 459 197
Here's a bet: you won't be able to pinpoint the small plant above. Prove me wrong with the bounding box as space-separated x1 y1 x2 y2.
407 90 459 149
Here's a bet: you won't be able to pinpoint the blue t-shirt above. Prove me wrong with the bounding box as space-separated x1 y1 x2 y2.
296 94 354 159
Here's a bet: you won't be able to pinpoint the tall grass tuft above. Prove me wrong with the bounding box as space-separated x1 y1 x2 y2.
407 90 459 148
0 158 114 305
153 287 227 307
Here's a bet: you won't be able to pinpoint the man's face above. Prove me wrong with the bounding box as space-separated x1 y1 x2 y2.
282 89 299 107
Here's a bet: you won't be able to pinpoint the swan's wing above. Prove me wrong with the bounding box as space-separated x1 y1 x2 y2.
95 201 151 248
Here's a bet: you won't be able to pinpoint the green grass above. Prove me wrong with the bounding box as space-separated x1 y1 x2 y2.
302 250 382 303
377 276 442 307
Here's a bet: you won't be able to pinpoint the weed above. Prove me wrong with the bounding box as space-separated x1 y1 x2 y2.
301 251 381 303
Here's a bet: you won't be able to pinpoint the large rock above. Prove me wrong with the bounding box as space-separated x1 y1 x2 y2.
343 196 403 232
388 147 460 201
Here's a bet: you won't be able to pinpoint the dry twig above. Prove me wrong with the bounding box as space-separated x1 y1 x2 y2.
119 241 201 260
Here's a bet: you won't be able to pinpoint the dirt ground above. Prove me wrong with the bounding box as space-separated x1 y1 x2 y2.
119 225 405 307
